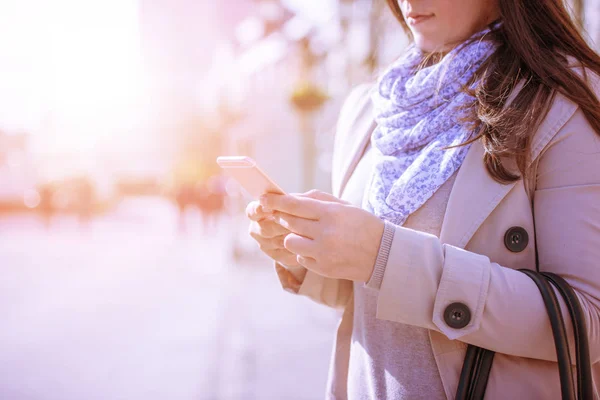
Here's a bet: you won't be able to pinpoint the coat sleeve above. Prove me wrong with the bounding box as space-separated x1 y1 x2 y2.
372 106 600 363
274 262 353 310
271 84 374 309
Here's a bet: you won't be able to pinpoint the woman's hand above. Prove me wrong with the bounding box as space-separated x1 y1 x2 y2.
259 190 385 282
246 201 302 268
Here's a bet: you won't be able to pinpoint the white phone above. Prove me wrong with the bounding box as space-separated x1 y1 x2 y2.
216 156 286 198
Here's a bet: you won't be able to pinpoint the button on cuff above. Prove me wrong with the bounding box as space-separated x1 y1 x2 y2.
443 302 472 329
432 245 491 340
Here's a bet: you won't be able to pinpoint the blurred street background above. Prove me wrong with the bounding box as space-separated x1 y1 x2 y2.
0 0 599 399
0 200 339 400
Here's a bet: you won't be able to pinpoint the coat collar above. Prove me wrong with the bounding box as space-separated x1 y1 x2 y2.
334 119 375 198
334 90 579 248
333 88 377 198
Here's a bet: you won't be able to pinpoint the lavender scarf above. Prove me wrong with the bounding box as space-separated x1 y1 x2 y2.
364 29 496 226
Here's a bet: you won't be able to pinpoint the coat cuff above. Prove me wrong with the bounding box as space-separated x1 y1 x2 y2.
431 245 491 339
375 224 491 340
365 219 395 290
375 225 443 331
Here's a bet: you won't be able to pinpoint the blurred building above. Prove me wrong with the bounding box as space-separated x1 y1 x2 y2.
0 131 36 209
1 0 598 209
201 0 407 194
138 0 256 190
209 0 600 197
135 0 600 193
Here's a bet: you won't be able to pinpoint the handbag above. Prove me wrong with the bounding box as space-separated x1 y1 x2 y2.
455 268 594 399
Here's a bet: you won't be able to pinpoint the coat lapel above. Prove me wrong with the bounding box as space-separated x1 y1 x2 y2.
335 121 375 198
438 140 517 248
439 91 578 248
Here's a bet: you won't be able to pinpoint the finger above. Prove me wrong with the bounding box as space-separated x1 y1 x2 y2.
273 212 319 239
297 255 317 269
260 194 323 220
269 248 301 266
258 239 301 265
246 201 272 221
255 234 286 251
298 189 349 204
283 233 316 258
249 219 289 239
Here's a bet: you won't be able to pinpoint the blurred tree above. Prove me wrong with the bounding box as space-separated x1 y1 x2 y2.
290 82 330 113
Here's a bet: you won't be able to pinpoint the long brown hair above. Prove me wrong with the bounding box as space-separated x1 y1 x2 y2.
386 0 600 182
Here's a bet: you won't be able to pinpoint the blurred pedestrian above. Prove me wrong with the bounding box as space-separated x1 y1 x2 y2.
196 175 226 235
175 184 195 233
77 177 95 230
38 184 54 229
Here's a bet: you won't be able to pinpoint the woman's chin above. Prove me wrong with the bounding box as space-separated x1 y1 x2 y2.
413 35 450 54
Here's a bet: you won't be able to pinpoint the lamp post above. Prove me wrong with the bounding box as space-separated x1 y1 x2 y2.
290 36 329 192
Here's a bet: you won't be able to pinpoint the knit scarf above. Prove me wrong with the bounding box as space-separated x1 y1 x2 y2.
364 29 496 226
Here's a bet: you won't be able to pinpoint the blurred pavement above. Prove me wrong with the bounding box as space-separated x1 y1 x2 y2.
0 197 339 400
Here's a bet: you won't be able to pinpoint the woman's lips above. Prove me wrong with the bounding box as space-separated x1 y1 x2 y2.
407 14 434 26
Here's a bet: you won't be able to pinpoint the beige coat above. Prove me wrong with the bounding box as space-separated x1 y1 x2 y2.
274 74 600 399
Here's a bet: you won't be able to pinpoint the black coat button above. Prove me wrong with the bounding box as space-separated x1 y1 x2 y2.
444 302 471 329
504 226 529 253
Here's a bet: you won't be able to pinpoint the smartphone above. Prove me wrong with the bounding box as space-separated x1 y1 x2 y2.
216 156 286 198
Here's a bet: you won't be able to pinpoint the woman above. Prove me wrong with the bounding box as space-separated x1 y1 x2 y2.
247 0 600 398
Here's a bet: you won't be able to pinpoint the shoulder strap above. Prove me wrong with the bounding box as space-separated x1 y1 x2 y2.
541 272 595 400
519 269 577 400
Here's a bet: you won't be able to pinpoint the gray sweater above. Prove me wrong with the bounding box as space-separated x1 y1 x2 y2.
339 144 455 400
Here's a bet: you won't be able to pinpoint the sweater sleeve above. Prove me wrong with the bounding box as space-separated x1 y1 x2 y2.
365 219 396 290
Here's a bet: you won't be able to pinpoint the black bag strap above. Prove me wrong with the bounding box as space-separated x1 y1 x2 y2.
542 271 594 400
470 348 494 399
456 268 581 400
456 346 495 400
456 345 477 400
520 269 577 400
